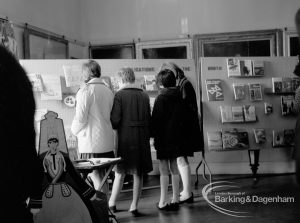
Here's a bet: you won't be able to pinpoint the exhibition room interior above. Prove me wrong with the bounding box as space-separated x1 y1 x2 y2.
1 0 300 223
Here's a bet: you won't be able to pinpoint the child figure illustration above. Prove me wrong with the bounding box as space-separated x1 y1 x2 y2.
33 111 98 223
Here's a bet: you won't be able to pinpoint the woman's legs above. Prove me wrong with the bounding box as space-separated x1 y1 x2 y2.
129 173 143 211
169 158 180 203
177 156 192 200
108 172 125 207
158 159 170 207
89 170 105 192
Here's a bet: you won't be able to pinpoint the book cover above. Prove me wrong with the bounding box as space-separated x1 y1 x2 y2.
243 105 256 122
227 58 241 77
240 60 253 76
292 77 300 92
249 83 263 101
253 60 265 76
207 131 223 151
28 73 43 92
272 77 283 93
283 129 295 146
232 106 244 122
144 75 158 91
264 102 273 115
281 96 294 116
222 129 249 150
282 77 292 93
233 83 246 100
220 106 233 123
206 79 224 101
272 130 285 147
253 128 266 144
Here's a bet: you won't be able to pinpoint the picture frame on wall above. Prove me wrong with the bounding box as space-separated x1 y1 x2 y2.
135 38 193 59
283 28 300 57
89 43 136 59
193 29 283 58
24 27 69 59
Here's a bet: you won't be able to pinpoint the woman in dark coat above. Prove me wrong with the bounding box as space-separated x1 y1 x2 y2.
160 62 203 204
109 67 152 216
152 69 189 211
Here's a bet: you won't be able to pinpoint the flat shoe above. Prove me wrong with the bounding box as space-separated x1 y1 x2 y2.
129 209 144 217
156 203 169 211
179 192 194 204
168 202 179 211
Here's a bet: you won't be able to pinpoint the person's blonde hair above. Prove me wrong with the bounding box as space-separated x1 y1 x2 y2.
118 67 135 83
82 60 101 78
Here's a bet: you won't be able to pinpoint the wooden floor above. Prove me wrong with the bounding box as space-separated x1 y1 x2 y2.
110 174 300 223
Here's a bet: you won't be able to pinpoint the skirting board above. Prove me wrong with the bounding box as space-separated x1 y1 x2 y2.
147 161 295 175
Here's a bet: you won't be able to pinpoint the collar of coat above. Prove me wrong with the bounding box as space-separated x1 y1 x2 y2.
87 77 103 85
121 83 143 91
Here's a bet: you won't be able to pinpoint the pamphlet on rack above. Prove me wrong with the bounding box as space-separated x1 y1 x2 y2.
63 65 85 87
40 75 62 100
233 83 246 100
227 58 241 77
28 73 43 92
207 131 223 151
206 79 224 101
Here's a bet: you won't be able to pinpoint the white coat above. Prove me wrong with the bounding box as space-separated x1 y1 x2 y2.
71 78 115 154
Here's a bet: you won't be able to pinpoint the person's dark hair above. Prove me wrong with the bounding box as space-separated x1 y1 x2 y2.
48 138 59 144
296 8 300 26
83 60 101 78
0 46 36 136
158 69 176 88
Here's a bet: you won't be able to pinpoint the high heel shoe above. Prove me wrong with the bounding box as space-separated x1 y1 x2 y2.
156 202 179 211
129 209 144 217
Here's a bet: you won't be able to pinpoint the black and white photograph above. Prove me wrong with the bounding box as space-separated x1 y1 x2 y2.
1 1 300 223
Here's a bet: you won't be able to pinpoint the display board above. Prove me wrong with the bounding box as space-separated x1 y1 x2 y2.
20 59 199 159
201 57 298 172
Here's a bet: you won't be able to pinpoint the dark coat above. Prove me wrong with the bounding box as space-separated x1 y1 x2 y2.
111 86 153 175
295 116 300 184
178 77 204 153
0 46 43 222
151 87 190 159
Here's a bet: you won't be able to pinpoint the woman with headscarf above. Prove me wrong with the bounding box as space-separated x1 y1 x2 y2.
159 62 203 204
108 67 152 216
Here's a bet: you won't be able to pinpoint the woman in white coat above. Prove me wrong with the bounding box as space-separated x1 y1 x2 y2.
71 60 115 193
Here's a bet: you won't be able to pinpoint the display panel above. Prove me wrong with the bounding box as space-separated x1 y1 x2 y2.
201 57 297 170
